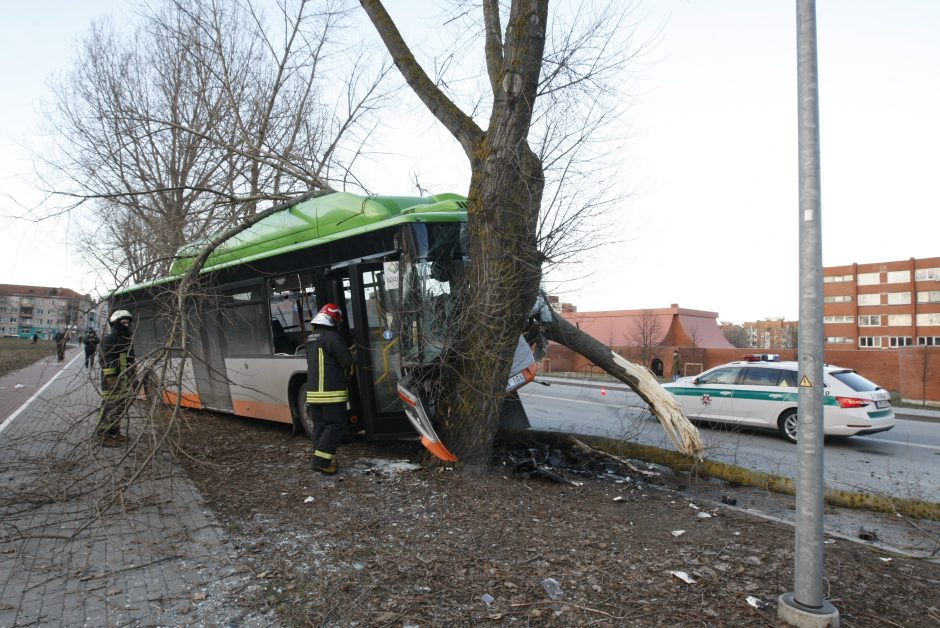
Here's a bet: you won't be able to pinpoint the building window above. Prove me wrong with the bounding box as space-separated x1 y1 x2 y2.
889 336 913 347
857 272 880 285
824 295 853 304
858 315 881 327
915 267 940 281
824 274 854 283
857 294 880 306
886 270 910 284
886 292 911 305
917 290 940 303
826 336 853 344
916 313 940 326
823 315 854 324
859 336 882 348
917 336 940 346
887 314 911 326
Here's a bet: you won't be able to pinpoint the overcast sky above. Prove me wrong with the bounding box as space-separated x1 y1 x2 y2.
1 1 937 323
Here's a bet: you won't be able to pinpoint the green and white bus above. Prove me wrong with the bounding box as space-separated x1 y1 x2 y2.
109 191 537 460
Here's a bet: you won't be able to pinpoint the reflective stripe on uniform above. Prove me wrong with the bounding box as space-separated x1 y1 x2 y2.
307 390 348 404
314 450 335 460
103 367 118 376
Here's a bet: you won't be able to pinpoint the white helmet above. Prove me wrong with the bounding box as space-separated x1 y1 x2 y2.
109 309 133 324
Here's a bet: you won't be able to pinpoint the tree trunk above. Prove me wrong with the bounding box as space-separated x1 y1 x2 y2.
435 143 545 473
545 310 703 458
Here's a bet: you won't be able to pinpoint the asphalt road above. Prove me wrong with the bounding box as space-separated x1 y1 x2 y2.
519 379 940 503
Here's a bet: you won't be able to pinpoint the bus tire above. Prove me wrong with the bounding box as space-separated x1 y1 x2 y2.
295 382 317 442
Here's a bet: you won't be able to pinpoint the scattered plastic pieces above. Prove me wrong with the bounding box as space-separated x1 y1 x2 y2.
304 496 315 503
689 503 700 510
696 511 713 519
670 571 696 584
879 557 892 562
671 530 686 537
14 384 24 389
541 577 564 600
746 595 769 609
353 563 364 570
612 496 624 502
480 593 494 606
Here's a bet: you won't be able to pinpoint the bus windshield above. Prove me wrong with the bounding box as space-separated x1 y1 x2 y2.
399 223 468 366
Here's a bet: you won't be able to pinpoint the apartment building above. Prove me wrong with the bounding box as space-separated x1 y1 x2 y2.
0 284 97 339
742 318 798 349
822 256 940 349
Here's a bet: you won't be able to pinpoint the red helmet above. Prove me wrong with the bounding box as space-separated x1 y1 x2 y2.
312 303 343 327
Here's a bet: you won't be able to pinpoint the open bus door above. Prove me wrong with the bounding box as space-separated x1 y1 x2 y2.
319 265 413 440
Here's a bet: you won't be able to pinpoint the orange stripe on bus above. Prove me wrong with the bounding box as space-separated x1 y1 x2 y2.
162 391 203 409
231 400 293 423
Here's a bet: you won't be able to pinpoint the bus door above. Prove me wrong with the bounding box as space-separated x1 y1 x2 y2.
323 266 409 438
187 299 234 412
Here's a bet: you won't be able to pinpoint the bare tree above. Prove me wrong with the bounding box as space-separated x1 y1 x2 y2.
721 323 749 349
361 1 700 469
38 0 393 284
625 309 664 369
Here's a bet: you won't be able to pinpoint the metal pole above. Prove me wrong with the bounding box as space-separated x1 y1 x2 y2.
779 1 839 625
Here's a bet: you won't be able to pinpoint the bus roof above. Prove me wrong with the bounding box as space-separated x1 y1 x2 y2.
109 191 467 297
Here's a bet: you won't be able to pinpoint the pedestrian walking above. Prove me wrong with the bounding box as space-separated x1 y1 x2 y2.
305 304 356 475
672 349 683 382
31 332 38 344
84 329 100 369
98 311 135 447
54 329 68 362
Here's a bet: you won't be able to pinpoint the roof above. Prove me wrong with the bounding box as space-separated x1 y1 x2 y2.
0 284 86 299
562 305 735 349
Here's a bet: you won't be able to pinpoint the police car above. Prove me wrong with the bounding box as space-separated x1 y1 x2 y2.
662 358 895 443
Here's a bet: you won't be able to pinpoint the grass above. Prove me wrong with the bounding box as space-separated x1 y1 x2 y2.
0 337 61 378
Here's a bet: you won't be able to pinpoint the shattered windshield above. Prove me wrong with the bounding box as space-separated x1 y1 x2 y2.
399 223 468 366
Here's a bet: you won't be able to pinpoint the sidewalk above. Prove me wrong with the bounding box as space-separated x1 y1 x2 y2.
0 355 276 626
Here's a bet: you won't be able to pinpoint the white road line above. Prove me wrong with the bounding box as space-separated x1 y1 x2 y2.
857 437 940 452
0 352 83 437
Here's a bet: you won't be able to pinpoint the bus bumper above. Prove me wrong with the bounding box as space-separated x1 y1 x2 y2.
397 383 458 462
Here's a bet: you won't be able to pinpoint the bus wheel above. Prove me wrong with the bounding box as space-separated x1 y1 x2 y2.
296 382 317 442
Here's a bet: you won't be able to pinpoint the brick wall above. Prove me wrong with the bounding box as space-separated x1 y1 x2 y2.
898 347 940 406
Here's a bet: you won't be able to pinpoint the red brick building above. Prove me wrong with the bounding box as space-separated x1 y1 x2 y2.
822 256 940 350
544 304 733 378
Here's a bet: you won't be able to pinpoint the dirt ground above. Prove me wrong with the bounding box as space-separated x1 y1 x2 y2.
176 412 940 627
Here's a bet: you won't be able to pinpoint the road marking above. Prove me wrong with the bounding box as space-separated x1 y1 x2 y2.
858 437 940 452
0 352 82 437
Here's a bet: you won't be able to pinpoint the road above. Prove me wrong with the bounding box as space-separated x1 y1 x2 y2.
519 379 940 503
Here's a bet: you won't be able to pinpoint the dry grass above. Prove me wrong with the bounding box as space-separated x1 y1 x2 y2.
0 338 60 377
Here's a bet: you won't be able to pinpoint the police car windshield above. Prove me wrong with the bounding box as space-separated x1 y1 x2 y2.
829 370 880 392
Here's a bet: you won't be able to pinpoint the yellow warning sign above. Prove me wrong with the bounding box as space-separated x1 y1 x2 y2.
799 375 812 388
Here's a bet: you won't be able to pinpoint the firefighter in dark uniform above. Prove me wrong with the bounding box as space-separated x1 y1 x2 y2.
98 310 135 447
305 303 356 474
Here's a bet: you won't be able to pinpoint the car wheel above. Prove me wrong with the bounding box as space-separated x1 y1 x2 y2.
778 409 798 444
296 382 317 442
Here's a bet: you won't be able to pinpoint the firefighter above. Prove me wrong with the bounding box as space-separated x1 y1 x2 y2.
305 303 356 474
98 310 135 447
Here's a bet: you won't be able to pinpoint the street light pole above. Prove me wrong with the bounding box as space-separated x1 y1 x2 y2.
779 1 840 626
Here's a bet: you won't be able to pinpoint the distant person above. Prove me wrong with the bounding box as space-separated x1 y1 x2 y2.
54 330 68 363
84 329 100 369
672 350 683 381
305 304 356 475
31 332 38 344
98 311 135 447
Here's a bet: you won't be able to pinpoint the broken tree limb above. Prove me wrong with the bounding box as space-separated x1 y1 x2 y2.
543 311 703 459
